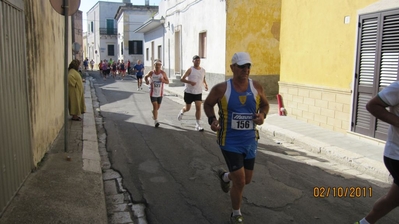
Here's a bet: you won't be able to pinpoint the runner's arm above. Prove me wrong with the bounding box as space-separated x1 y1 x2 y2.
161 71 169 84
367 95 399 127
144 71 153 85
203 71 208 91
253 81 269 125
203 83 226 131
180 68 195 86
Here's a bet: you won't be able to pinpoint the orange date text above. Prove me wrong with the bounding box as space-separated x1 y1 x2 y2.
313 186 372 198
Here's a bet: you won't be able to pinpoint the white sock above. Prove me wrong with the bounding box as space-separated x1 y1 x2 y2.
196 120 200 126
223 172 230 182
232 209 241 216
180 109 184 114
359 218 370 224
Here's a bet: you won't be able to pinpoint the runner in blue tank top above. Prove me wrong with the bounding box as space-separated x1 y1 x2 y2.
204 52 269 224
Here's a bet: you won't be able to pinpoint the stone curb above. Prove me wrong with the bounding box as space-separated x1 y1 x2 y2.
88 75 148 224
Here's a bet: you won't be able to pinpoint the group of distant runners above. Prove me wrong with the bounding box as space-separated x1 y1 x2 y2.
98 58 130 81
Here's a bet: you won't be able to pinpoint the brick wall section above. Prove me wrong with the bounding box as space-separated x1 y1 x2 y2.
279 82 352 133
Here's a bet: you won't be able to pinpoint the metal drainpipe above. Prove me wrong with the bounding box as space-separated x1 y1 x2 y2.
163 25 165 76
168 38 170 78
63 0 69 152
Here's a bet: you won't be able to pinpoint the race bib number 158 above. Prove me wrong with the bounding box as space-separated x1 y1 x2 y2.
231 113 254 130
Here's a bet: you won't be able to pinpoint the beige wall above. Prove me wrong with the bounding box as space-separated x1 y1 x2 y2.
25 1 70 165
225 0 282 99
279 82 352 132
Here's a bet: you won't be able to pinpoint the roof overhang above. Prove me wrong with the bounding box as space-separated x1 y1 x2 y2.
133 18 163 33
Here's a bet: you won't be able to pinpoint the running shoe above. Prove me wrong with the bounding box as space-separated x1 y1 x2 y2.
177 111 183 121
230 213 244 224
216 169 230 193
154 120 160 128
195 125 204 132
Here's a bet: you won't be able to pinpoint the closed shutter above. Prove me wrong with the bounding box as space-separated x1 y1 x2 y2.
375 11 399 139
0 0 32 215
352 9 399 140
352 14 379 136
106 19 114 35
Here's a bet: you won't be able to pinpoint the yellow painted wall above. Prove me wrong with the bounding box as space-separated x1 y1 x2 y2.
280 0 377 89
225 0 281 98
25 1 70 165
278 0 381 132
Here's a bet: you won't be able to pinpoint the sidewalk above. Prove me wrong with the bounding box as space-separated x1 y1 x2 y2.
0 80 107 224
163 84 390 183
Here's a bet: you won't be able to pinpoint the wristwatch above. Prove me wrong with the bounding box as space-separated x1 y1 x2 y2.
208 116 216 125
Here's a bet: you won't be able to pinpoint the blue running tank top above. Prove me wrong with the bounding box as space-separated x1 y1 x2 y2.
217 79 261 146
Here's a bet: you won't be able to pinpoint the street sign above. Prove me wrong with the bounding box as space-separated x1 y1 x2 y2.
49 0 81 16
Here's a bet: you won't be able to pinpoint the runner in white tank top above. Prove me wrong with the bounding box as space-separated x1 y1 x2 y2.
150 71 164 97
144 59 169 127
177 55 208 131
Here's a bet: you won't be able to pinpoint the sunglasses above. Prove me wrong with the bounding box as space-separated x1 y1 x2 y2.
236 63 251 69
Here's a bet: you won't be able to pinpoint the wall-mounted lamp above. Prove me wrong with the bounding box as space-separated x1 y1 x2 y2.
160 16 170 29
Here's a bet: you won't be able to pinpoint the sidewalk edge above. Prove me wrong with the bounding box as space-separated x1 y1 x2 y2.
83 77 108 222
258 123 390 183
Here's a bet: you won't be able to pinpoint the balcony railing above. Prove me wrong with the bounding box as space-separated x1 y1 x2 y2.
99 28 117 35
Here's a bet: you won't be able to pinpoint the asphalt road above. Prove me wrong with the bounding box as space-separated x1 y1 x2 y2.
89 71 399 224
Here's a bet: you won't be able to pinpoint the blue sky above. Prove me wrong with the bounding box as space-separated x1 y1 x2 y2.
79 0 161 32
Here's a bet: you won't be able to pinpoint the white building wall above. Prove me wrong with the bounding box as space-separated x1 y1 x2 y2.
86 4 98 65
157 0 226 86
86 2 124 65
117 8 158 66
117 16 125 60
143 27 164 72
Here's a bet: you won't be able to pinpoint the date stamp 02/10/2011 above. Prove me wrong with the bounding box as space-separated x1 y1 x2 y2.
313 186 373 198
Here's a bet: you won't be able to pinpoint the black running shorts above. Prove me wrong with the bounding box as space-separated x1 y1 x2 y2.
150 96 163 104
184 92 202 104
384 156 399 185
221 150 255 172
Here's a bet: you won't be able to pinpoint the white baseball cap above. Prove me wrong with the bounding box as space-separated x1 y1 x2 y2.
231 52 252 65
154 59 162 65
